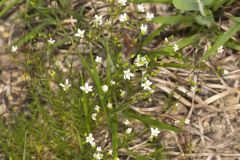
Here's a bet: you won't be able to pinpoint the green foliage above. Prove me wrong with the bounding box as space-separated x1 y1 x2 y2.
142 26 165 46
1 0 240 159
152 15 194 25
123 110 180 132
0 0 22 18
201 22 240 61
173 0 214 11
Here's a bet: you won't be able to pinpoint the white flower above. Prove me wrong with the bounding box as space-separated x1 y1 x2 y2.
207 42 211 48
120 90 126 97
95 15 103 26
140 24 148 35
123 69 134 80
11 45 17 52
191 86 197 92
141 79 152 91
174 120 180 124
95 105 100 112
137 4 145 12
80 83 93 93
173 44 179 52
150 127 160 138
107 103 113 109
118 0 127 6
134 55 149 67
59 79 71 91
105 19 111 26
96 147 102 152
142 71 146 75
48 38 55 44
164 37 169 43
146 12 154 21
150 89 155 93
92 113 97 121
95 56 103 63
218 46 224 54
86 133 95 147
93 152 103 160
74 28 85 38
119 13 128 22
185 119 190 125
126 128 132 134
102 85 108 92
223 70 229 75
110 80 116 85
123 119 130 126
108 149 113 155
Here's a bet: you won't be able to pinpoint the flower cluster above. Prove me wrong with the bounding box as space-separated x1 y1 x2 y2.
150 127 160 139
85 132 105 159
134 55 149 67
86 133 95 147
119 13 128 22
124 119 132 134
92 105 101 121
95 15 103 26
175 118 191 125
56 2 158 158
93 147 103 160
123 69 134 80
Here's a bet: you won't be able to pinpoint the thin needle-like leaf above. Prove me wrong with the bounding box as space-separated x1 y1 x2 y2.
123 110 181 132
201 23 240 61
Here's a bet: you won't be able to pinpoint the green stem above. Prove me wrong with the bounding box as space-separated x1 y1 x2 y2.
80 73 90 133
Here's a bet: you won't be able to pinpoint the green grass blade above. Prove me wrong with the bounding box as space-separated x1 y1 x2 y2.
79 52 116 157
146 34 198 58
79 53 107 112
163 34 199 51
123 110 180 132
79 73 90 133
111 114 119 159
152 62 193 68
0 0 9 7
103 40 119 159
226 41 240 51
75 127 84 153
0 0 22 18
22 131 27 160
212 0 228 11
146 50 180 59
142 26 165 46
12 23 48 46
175 34 199 48
152 16 194 25
201 23 240 61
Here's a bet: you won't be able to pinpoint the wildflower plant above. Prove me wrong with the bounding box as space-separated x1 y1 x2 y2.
2 0 181 159
2 0 239 159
